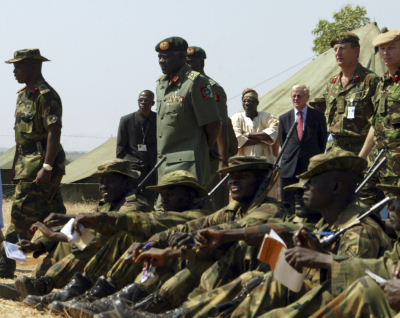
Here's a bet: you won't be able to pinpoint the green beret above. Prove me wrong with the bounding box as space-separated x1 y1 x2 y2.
330 32 360 47
187 46 207 59
297 150 367 179
218 156 272 174
155 37 188 53
90 159 140 179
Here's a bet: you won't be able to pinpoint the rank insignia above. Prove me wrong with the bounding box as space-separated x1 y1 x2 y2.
215 93 220 102
173 77 179 83
32 88 38 93
393 74 399 83
187 48 195 55
201 85 214 100
333 77 337 83
355 76 360 82
160 41 170 51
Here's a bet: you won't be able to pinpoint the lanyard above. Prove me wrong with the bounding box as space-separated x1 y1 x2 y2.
141 120 150 144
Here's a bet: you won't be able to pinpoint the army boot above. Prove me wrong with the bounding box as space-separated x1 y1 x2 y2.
70 283 148 318
0 282 21 300
0 256 16 279
132 290 172 313
15 275 55 299
48 276 116 314
23 272 92 311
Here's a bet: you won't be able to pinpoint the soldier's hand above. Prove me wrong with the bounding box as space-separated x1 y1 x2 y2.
72 215 99 235
18 239 45 254
33 168 51 186
128 242 158 261
293 227 325 253
31 222 55 239
44 213 71 227
169 232 196 249
134 247 179 266
285 247 333 273
390 263 400 280
194 228 225 252
382 279 400 311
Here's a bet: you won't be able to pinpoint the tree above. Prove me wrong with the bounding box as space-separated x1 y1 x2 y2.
312 4 371 54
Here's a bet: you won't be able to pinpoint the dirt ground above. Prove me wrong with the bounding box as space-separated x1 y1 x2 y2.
0 199 96 317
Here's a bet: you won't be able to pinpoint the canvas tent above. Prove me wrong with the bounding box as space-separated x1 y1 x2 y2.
258 23 386 117
0 146 16 197
60 137 117 202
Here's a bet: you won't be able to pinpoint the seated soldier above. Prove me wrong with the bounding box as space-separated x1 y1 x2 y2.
21 170 210 313
116 150 392 318
0 158 150 300
72 157 293 318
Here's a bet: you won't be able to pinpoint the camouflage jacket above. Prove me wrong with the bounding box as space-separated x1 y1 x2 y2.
325 63 379 138
372 66 400 178
14 79 66 179
306 203 391 292
148 197 290 251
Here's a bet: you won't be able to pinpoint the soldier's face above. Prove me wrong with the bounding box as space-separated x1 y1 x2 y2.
333 43 359 67
379 40 400 70
389 196 400 231
294 188 320 218
138 92 155 114
99 174 130 203
242 97 259 114
302 172 333 212
158 52 184 75
228 170 259 203
13 61 31 84
186 57 202 72
291 89 309 110
160 185 196 212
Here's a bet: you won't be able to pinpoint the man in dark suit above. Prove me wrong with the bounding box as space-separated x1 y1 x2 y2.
116 90 157 204
279 85 327 209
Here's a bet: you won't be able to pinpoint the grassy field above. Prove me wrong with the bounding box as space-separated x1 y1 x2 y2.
0 199 96 317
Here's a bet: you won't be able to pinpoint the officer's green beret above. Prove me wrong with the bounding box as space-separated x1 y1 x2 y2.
309 97 326 107
330 32 360 48
297 150 367 179
217 156 272 174
147 170 207 198
155 37 188 52
5 48 50 64
90 159 140 179
187 46 207 59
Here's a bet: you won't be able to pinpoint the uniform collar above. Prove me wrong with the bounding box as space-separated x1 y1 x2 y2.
382 65 400 84
337 63 363 90
330 203 365 231
17 78 46 95
159 64 190 89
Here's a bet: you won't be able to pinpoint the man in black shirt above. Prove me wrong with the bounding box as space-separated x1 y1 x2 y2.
117 90 157 204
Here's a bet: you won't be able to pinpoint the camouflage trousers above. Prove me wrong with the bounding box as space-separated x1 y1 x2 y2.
1 176 65 255
311 276 396 318
84 231 145 285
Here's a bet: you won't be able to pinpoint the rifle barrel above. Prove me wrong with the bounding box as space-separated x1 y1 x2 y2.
366 149 385 175
355 157 387 194
136 155 167 191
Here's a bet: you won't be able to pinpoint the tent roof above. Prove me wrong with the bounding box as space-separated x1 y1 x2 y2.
258 23 386 117
62 137 117 184
0 146 16 170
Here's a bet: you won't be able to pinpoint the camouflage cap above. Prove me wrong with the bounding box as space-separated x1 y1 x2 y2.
309 97 326 107
372 28 400 47
297 150 367 179
5 48 50 64
218 156 272 174
146 170 207 198
90 159 140 179
187 46 207 59
155 37 188 53
330 32 360 48
283 179 306 192
376 180 400 194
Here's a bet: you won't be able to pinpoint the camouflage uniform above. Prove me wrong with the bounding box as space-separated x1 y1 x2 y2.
325 63 379 154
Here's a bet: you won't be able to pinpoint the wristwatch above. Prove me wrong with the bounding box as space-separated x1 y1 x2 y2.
43 163 53 171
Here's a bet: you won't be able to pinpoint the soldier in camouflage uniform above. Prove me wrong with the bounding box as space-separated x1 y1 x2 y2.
359 28 400 191
0 49 67 278
90 156 291 318
22 169 211 314
325 33 379 155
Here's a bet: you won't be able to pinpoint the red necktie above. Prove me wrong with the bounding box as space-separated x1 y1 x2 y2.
297 111 303 141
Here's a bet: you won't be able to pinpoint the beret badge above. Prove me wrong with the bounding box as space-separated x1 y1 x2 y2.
160 41 170 51
187 48 195 55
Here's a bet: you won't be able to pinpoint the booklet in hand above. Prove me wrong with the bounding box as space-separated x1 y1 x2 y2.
3 241 27 262
61 218 95 251
258 229 307 292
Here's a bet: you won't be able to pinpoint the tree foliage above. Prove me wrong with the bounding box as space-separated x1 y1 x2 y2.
312 4 371 54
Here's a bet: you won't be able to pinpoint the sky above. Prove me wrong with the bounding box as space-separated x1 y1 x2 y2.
0 0 398 152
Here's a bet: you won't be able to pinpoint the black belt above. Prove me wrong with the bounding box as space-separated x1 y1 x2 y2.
17 140 47 156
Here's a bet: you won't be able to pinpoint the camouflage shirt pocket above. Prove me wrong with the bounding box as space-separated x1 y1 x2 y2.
15 100 36 134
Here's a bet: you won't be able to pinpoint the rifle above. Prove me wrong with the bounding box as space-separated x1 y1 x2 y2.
248 121 298 211
208 275 265 318
355 157 387 194
366 149 385 175
192 173 230 209
319 196 390 248
133 155 167 195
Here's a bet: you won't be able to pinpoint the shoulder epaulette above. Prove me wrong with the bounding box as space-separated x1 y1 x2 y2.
38 82 51 95
185 70 200 81
17 87 26 94
208 78 217 86
156 75 163 83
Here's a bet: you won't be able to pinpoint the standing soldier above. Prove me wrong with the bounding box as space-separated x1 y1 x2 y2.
325 32 379 155
0 49 66 278
155 37 221 207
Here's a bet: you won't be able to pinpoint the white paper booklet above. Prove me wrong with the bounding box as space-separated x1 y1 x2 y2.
3 241 26 262
60 218 95 251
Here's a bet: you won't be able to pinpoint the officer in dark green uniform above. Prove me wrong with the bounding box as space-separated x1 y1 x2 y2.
0 49 66 278
155 37 221 208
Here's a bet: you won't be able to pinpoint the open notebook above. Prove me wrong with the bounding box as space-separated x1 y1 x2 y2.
3 241 26 262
